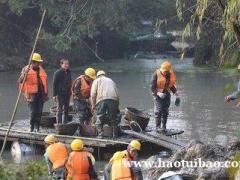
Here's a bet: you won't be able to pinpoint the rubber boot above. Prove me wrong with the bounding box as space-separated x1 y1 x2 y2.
35 123 40 133
63 112 68 124
56 112 62 124
162 115 168 132
112 126 119 139
155 117 162 131
77 112 85 125
35 119 40 133
29 123 34 132
97 125 103 139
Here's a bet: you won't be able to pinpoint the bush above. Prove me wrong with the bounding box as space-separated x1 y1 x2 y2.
0 160 48 180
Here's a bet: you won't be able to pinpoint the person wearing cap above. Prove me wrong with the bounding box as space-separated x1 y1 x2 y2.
150 61 180 132
72 67 96 124
18 53 48 132
44 134 69 179
225 65 240 107
53 58 72 124
104 140 143 180
91 70 121 138
65 139 98 180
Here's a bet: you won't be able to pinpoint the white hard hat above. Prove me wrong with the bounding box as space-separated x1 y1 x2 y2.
158 171 182 180
97 70 106 77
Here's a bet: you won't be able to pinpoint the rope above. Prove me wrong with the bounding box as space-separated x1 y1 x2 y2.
0 10 47 159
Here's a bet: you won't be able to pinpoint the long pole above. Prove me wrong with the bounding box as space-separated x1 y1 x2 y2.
0 10 46 159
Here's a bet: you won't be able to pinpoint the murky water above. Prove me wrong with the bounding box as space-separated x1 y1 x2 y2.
0 57 239 145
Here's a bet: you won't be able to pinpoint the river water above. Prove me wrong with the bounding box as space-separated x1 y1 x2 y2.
0 57 239 158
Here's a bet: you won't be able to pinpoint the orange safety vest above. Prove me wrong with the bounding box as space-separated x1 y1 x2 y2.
72 75 91 99
19 65 48 94
46 142 68 170
156 69 176 93
66 151 90 180
111 150 134 180
111 158 133 180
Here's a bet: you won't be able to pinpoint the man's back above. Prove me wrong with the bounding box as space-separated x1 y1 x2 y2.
91 76 119 104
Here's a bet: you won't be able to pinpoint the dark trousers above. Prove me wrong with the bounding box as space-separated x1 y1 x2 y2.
154 95 171 128
52 167 66 180
96 99 121 128
74 99 92 124
56 94 70 124
28 95 44 131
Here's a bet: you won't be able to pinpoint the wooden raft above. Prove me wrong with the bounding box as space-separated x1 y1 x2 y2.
0 119 130 148
0 119 186 150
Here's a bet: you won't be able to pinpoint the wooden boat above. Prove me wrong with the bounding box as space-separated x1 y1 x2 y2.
40 115 56 128
79 125 121 138
50 105 75 115
40 114 74 128
54 123 79 136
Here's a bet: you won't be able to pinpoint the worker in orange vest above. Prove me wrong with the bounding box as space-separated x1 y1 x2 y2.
104 140 143 180
18 53 48 132
72 68 96 124
150 61 180 132
66 139 98 180
44 134 69 180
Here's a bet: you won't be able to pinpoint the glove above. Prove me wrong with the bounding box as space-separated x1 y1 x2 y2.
175 97 180 106
157 92 166 99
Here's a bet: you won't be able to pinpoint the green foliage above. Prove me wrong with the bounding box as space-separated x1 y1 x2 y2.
176 0 184 21
0 0 180 70
8 0 27 16
176 0 240 66
224 83 236 93
24 161 47 179
0 160 48 180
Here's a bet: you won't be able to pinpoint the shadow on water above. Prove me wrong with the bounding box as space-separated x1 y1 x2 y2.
0 57 240 164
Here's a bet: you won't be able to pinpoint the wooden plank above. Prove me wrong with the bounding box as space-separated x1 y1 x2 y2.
122 130 185 151
0 127 129 148
147 131 186 147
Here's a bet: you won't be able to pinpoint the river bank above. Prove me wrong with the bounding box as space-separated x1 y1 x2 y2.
144 139 240 179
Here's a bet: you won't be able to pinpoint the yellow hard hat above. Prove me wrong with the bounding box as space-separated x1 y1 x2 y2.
129 140 141 151
85 67 96 79
160 61 172 72
71 139 84 151
44 134 57 144
32 53 43 62
97 70 106 77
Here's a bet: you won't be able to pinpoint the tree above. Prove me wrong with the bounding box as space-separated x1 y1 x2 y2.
176 0 240 66
0 0 179 69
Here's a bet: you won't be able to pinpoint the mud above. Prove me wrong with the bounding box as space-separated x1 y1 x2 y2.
145 139 240 180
